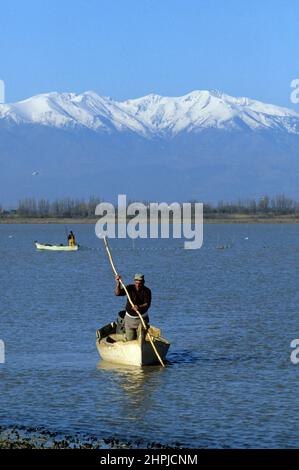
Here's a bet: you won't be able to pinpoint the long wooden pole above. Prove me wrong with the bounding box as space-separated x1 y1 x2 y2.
103 236 165 367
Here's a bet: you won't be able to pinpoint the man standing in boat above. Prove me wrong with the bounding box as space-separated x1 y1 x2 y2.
115 273 151 341
68 231 76 247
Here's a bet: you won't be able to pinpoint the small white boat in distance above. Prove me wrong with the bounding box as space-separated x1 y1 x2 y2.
35 242 79 251
96 322 170 366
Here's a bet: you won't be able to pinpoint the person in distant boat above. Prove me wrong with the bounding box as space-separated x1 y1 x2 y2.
115 273 151 341
68 231 76 247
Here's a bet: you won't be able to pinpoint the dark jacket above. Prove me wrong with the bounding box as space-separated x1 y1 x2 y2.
117 284 151 317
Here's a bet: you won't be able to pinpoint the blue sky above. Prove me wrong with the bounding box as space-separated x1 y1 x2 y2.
0 0 298 107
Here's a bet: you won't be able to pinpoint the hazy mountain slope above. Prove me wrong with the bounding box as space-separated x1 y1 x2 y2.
1 90 299 205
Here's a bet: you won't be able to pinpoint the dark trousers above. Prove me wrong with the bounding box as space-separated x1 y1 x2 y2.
124 313 149 341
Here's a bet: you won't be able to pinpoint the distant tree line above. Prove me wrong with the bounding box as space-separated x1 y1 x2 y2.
3 196 102 218
203 194 299 216
0 194 299 218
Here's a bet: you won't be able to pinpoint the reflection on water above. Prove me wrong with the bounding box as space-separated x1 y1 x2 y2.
97 361 164 418
97 360 164 376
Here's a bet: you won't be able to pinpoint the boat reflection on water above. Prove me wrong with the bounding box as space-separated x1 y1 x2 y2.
96 361 165 416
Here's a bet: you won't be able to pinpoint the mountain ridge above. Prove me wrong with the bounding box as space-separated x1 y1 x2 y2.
1 89 299 205
0 89 298 137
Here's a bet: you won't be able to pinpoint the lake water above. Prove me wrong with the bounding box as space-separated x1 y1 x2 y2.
1 223 299 448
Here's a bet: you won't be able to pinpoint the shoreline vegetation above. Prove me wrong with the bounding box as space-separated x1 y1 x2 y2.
1 214 299 224
2 194 299 223
0 426 178 449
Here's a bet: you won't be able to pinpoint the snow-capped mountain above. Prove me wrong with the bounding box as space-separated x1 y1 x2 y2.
1 90 299 205
1 90 299 136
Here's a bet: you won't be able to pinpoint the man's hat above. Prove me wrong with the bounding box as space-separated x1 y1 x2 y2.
134 273 144 281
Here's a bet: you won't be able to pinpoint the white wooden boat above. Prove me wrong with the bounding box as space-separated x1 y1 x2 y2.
96 322 170 366
35 242 79 251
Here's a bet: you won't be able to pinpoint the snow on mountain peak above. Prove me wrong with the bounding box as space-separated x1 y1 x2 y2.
0 89 298 136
